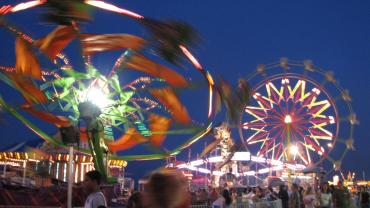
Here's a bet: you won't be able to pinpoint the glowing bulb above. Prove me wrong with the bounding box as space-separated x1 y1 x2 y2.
86 87 110 109
289 145 299 155
284 115 292 124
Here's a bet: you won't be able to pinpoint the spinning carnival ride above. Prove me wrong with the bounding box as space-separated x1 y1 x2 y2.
0 0 214 180
240 58 357 173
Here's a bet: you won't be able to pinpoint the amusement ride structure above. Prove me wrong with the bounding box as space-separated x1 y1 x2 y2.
0 2 216 206
175 58 357 187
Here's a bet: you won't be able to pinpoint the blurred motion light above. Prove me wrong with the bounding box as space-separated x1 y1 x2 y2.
86 87 110 109
231 152 251 161
289 145 299 155
284 115 292 124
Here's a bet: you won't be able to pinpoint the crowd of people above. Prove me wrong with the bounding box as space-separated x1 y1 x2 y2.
279 181 370 208
82 170 370 208
185 182 370 208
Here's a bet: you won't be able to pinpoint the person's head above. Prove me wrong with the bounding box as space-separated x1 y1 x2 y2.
127 192 143 208
268 186 273 193
252 187 256 194
247 187 252 193
321 182 329 193
222 189 232 205
279 184 286 191
305 186 313 195
329 184 335 192
259 187 265 197
292 183 299 192
337 180 343 188
84 170 102 193
144 171 188 208
255 186 261 194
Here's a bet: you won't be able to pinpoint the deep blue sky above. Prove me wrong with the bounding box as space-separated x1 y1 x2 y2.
1 0 370 180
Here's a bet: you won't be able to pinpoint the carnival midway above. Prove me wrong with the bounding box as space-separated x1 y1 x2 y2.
0 1 368 208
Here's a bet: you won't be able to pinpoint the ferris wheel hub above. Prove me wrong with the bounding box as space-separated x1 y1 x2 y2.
284 115 293 124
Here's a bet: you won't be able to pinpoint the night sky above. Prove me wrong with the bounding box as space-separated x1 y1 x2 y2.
0 0 369 181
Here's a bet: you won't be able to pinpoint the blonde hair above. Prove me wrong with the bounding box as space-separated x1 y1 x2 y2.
305 186 313 195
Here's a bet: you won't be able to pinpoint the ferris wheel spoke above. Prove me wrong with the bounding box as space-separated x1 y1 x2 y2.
291 126 323 154
290 80 306 103
299 140 317 164
247 123 282 145
275 102 288 117
289 127 301 145
246 127 268 143
307 100 331 117
268 114 284 121
300 140 312 164
259 140 278 157
264 142 279 157
296 116 331 126
274 142 283 160
309 116 335 126
296 147 309 165
243 121 269 129
257 140 268 156
293 103 308 118
243 119 271 130
253 93 273 112
301 88 320 107
266 82 282 105
267 87 288 117
245 108 266 121
256 96 288 119
245 105 268 114
247 131 269 144
281 147 289 161
249 138 270 145
308 126 333 141
258 126 284 156
271 140 276 159
290 130 312 165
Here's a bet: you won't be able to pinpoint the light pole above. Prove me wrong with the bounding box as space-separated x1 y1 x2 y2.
59 125 79 208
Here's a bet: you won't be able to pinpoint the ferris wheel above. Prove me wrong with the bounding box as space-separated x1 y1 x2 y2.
239 58 357 172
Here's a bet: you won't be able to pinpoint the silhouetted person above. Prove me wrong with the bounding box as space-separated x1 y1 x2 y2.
279 185 289 208
222 189 232 207
359 186 369 208
333 181 350 208
318 182 332 208
267 186 278 201
83 170 107 208
127 192 143 208
290 183 301 208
